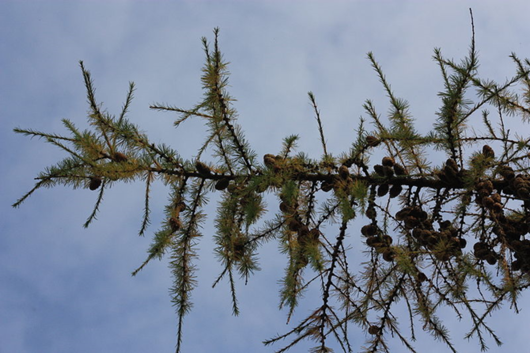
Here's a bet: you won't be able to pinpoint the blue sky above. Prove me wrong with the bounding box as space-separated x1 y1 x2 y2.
3 1 530 353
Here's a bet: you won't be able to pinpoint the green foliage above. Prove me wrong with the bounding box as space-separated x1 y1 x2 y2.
14 16 530 353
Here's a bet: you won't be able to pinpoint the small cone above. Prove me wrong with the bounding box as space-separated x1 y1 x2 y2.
113 152 128 162
215 178 230 191
195 161 212 176
89 177 102 191
263 154 276 168
366 136 381 147
389 184 402 198
169 217 181 232
368 325 380 335
382 157 394 167
377 183 389 197
338 165 350 179
174 201 186 214
482 145 495 159
393 164 406 176
374 165 385 177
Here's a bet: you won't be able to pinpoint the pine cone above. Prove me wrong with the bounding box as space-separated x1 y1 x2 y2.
338 165 350 179
366 136 381 147
389 184 402 198
113 151 128 162
393 163 407 176
482 145 495 159
215 178 230 191
195 161 212 176
169 217 181 232
89 176 102 191
368 325 380 335
263 154 276 168
382 157 394 167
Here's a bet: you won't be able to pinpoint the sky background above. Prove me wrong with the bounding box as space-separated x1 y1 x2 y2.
3 1 530 353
